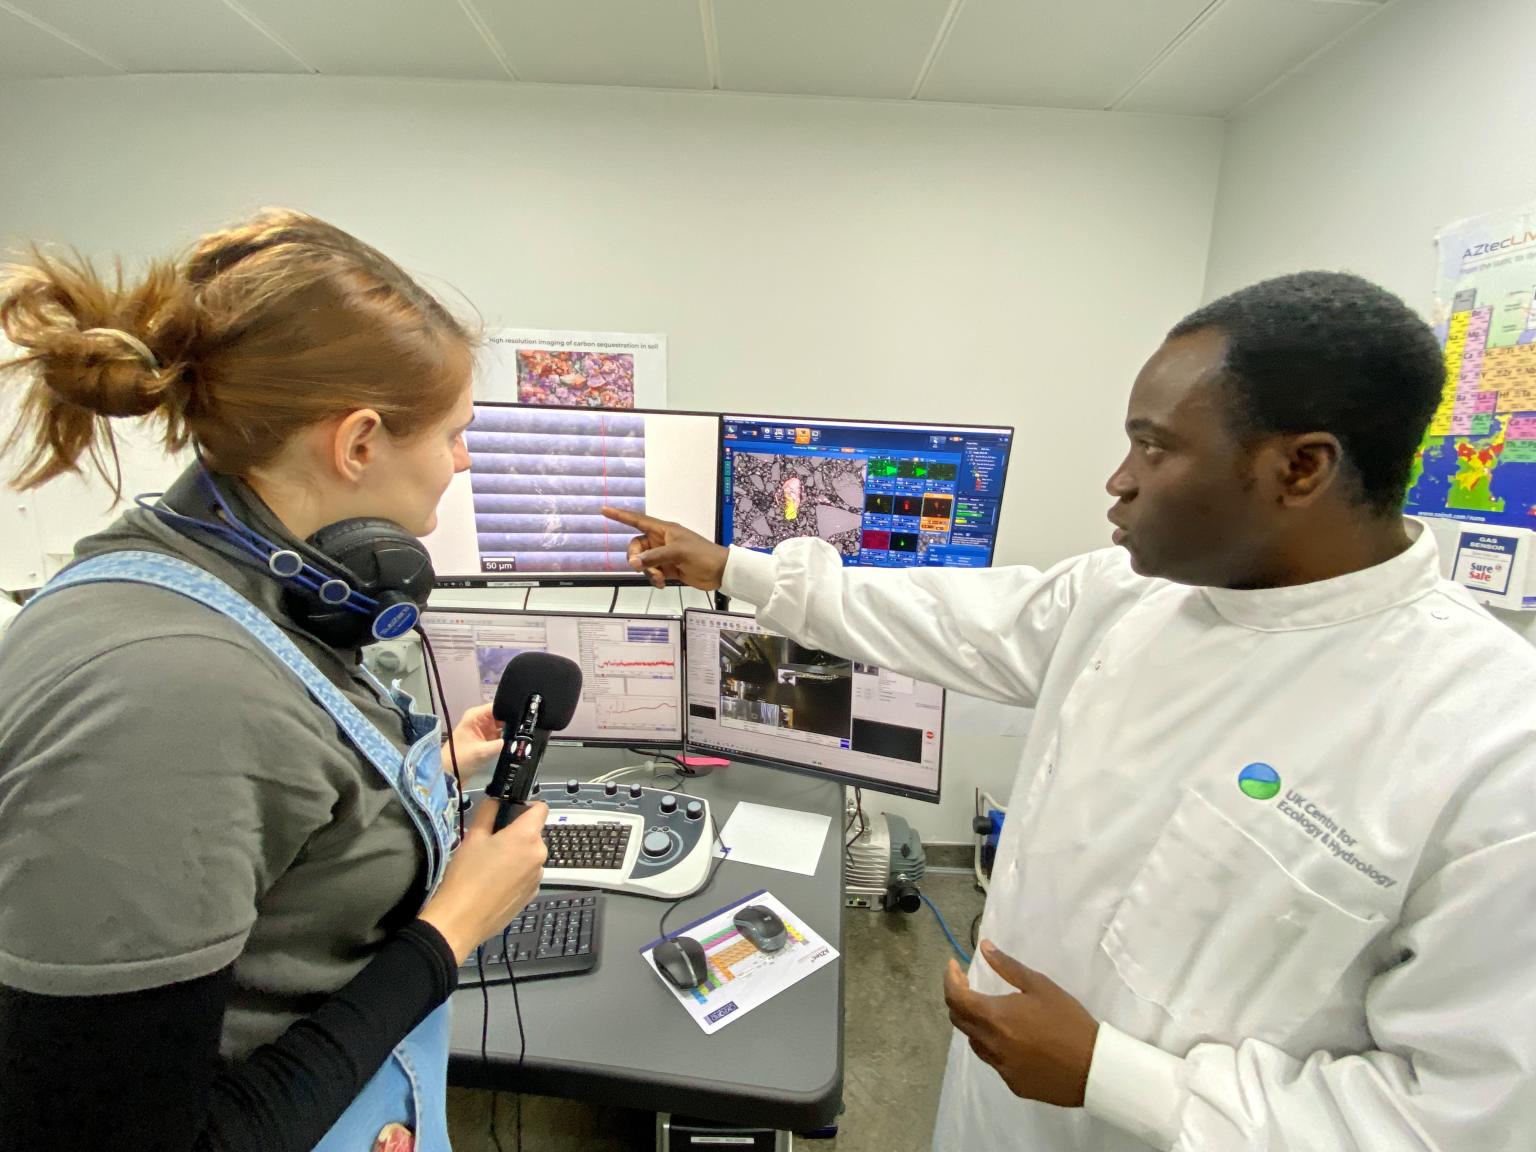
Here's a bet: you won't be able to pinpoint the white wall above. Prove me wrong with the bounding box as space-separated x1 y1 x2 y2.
1202 0 1536 643
0 338 191 589
0 76 1224 569
1206 0 1536 307
0 75 1223 839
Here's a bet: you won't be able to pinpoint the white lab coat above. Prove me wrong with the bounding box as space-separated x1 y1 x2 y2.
721 521 1536 1151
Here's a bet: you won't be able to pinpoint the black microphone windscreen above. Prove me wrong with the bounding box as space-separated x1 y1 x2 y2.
492 651 583 731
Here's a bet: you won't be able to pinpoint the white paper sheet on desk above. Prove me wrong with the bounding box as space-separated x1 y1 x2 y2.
641 890 838 1034
712 802 830 876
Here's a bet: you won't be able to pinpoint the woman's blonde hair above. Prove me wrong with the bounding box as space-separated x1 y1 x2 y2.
1 208 477 496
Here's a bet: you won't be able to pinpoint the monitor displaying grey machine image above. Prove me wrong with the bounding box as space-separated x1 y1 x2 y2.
421 608 684 747
683 609 945 801
422 403 719 586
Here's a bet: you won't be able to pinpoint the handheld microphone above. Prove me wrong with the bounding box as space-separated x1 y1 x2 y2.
486 652 583 831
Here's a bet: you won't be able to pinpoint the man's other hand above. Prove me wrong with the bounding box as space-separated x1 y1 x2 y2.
944 941 1100 1108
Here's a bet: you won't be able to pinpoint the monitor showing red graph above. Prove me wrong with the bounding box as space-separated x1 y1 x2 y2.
419 608 682 747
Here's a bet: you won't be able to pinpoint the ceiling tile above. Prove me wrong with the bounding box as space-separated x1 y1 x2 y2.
714 0 952 100
919 0 1214 110
1117 0 1379 116
237 0 509 79
4 0 306 73
0 8 117 76
472 0 711 88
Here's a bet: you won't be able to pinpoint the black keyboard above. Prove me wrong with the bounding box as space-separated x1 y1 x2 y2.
540 821 631 870
458 892 604 985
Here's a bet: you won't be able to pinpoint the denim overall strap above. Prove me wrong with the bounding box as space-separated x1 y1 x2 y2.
355 662 462 869
29 551 450 889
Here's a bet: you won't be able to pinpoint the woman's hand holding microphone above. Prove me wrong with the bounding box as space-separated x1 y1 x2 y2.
420 796 549 964
420 703 548 963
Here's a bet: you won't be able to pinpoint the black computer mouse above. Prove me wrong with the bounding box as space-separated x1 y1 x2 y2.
654 936 710 989
732 904 787 952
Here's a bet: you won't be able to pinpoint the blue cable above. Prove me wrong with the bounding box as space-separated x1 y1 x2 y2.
920 891 972 965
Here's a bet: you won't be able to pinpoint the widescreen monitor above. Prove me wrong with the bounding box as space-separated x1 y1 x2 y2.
420 608 683 747
683 609 944 801
717 413 1013 569
425 403 718 585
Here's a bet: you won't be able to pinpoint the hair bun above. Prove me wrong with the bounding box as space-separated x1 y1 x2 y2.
39 326 170 418
4 210 470 500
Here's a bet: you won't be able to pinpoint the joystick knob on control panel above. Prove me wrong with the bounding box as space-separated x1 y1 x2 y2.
642 831 672 858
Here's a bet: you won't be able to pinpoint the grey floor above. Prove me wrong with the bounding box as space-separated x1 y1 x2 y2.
446 871 986 1152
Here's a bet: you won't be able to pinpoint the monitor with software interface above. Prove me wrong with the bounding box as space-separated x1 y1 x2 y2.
683 609 945 802
423 403 719 586
420 608 683 747
717 413 1014 570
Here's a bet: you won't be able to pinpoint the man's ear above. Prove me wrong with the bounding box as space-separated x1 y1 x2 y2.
330 409 384 483
1277 432 1342 507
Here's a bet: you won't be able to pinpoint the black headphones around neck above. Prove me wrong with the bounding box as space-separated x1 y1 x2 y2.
139 468 436 649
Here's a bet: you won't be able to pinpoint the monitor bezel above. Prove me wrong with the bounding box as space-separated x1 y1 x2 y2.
418 604 686 749
682 607 945 803
432 401 723 589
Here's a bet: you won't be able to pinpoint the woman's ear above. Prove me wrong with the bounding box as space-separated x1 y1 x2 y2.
330 408 384 483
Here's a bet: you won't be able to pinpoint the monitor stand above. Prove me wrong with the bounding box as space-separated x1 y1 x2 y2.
525 586 619 613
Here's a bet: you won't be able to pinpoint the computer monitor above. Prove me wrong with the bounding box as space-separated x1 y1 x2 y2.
717 413 1014 570
420 608 684 747
424 403 719 586
683 609 944 802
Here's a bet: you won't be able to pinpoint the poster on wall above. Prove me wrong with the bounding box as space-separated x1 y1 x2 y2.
1404 206 1536 527
474 328 667 409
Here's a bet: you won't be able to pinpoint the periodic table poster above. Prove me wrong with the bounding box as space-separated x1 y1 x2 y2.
1405 206 1536 527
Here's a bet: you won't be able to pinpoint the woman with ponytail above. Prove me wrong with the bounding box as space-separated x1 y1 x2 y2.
0 210 549 1152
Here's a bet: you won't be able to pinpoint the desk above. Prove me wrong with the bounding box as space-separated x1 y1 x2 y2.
448 748 845 1135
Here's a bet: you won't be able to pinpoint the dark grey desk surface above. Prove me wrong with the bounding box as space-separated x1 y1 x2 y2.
448 748 846 1132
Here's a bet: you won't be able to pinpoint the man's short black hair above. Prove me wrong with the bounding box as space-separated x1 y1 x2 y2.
1169 271 1443 514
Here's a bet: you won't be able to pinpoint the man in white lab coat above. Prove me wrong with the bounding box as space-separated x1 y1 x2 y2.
605 272 1536 1150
